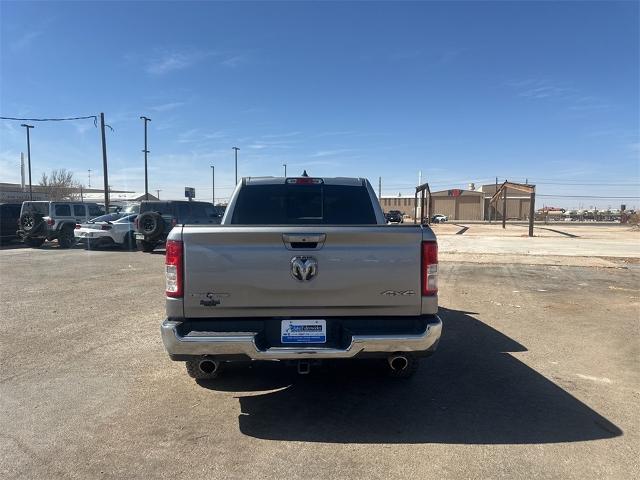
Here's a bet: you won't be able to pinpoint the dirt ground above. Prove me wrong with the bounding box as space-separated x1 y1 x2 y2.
0 238 638 479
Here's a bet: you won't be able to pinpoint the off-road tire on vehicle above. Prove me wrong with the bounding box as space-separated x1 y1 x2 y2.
137 240 157 252
186 359 222 380
57 227 75 249
387 355 419 379
19 212 45 236
24 237 45 248
137 211 165 240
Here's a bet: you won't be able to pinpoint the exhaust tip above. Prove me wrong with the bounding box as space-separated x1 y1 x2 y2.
388 355 409 372
198 359 219 375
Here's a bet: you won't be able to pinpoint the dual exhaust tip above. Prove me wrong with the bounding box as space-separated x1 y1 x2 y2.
198 359 220 375
388 354 410 372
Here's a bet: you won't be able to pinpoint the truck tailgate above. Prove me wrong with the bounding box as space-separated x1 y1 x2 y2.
182 225 423 318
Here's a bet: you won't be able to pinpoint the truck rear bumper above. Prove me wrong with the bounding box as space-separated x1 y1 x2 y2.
161 315 442 360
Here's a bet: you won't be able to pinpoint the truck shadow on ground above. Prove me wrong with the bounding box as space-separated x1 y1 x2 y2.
197 307 622 444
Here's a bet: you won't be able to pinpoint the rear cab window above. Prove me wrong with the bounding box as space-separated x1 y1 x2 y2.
231 183 377 225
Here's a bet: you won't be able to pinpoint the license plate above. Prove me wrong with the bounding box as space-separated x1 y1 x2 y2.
135 233 145 240
281 319 326 344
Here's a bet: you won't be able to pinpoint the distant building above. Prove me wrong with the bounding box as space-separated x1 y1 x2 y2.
379 183 533 221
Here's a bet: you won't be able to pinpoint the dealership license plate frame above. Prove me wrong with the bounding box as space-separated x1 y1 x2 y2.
281 319 327 344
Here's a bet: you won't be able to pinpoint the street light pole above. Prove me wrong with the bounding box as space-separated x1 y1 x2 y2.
20 124 34 200
140 116 151 200
283 163 287 177
210 165 215 204
232 146 240 184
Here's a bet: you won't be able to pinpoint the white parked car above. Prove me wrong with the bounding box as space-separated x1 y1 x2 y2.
74 213 137 249
432 214 448 223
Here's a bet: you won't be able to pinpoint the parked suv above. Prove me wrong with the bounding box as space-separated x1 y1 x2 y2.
135 200 221 252
0 203 22 244
17 201 104 248
385 210 404 223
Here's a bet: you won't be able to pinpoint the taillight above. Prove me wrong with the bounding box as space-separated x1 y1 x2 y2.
165 240 183 298
421 241 438 296
46 218 55 226
75 224 81 229
135 217 139 230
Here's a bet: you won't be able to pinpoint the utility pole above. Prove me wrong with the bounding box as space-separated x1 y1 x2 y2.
20 152 25 192
232 146 240 184
20 124 34 200
100 113 110 211
140 116 151 200
88 169 92 188
210 165 215 204
378 176 382 199
283 163 287 177
502 185 507 229
156 189 161 199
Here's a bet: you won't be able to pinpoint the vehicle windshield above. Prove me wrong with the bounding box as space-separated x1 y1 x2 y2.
231 184 377 225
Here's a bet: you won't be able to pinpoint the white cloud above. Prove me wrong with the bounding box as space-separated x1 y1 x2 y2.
145 50 214 75
10 30 43 52
311 149 356 158
150 101 186 112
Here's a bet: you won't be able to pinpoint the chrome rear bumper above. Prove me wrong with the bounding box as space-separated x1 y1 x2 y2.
161 316 442 360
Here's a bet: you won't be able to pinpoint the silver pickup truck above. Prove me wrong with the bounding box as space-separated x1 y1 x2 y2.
161 175 442 380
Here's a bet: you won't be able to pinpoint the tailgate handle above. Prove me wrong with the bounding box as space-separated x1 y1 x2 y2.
282 233 326 250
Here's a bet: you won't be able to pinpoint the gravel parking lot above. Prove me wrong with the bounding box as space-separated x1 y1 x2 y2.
1 238 638 479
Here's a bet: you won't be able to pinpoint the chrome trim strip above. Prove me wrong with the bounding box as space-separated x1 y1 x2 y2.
161 316 442 359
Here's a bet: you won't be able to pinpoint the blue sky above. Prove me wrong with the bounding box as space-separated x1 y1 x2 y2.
1 1 638 208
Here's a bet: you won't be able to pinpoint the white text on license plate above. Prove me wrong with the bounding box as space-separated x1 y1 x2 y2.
135 234 145 240
281 319 326 344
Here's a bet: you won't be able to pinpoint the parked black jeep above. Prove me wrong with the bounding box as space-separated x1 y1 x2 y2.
135 200 221 252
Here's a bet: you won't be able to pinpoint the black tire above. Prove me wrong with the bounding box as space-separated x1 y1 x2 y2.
137 211 165 240
137 240 157 252
122 232 136 250
24 237 45 248
57 228 75 249
19 212 45 236
186 359 222 380
387 354 419 379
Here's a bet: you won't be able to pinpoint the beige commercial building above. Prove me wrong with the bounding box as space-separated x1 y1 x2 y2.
379 183 533 221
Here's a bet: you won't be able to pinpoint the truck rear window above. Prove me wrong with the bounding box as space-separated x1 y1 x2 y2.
231 184 377 225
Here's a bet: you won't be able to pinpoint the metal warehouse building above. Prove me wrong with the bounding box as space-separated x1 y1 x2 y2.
379 183 532 221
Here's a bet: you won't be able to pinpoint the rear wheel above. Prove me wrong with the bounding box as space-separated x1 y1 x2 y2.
24 237 45 248
137 240 157 252
57 228 75 249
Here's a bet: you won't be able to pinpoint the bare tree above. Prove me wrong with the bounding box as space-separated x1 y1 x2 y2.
39 169 81 201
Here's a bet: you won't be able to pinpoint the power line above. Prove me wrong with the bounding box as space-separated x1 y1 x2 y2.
0 115 114 130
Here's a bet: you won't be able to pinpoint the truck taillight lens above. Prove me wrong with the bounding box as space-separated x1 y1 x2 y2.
46 218 55 226
165 240 183 298
421 241 438 296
